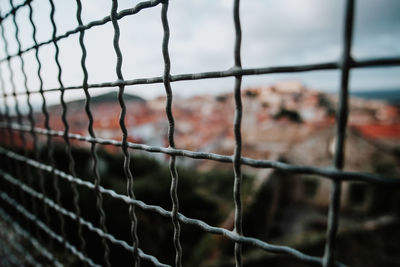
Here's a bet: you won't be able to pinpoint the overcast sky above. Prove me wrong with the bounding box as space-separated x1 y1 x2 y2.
0 0 399 108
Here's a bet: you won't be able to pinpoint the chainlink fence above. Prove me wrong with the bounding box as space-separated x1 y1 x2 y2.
0 0 399 266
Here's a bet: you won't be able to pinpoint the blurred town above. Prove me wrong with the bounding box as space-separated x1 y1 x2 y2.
5 82 400 266
36 81 400 158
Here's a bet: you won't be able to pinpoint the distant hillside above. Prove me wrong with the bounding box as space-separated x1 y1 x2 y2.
72 91 146 105
32 83 399 158
350 89 400 104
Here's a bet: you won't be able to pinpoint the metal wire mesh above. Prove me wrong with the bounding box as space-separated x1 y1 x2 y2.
0 0 399 266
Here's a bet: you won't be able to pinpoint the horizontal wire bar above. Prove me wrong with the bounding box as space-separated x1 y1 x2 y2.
0 190 100 267
0 239 24 266
0 168 170 267
0 206 63 267
0 146 345 266
354 57 400 68
0 2 396 267
2 123 399 185
2 57 400 99
0 0 162 63
0 223 41 267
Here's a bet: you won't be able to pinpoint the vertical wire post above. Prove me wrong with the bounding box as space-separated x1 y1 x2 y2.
26 0 54 249
71 0 113 264
323 0 355 266
232 0 243 266
8 0 41 240
48 0 71 245
0 6 31 232
161 0 183 266
110 0 140 265
0 33 15 197
73 0 95 261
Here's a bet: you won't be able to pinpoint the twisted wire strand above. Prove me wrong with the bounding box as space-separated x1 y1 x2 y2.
8 0 41 241
0 169 171 267
0 239 39 267
0 239 25 266
26 0 53 247
161 1 183 266
0 215 41 267
0 0 32 22
0 9 30 231
71 0 90 261
0 0 163 64
0 1 398 266
48 0 69 245
0 206 63 267
110 0 140 265
323 1 355 266
0 190 100 267
2 56 399 99
0 147 346 267
0 82 7 150
3 122 400 185
0 41 21 231
0 51 12 160
0 113 7 145
232 1 243 266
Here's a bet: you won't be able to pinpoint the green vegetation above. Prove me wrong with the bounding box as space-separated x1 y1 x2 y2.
1 144 399 266
273 108 303 123
2 145 253 266
72 91 145 106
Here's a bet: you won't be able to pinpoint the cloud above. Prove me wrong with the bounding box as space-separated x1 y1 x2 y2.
0 0 399 107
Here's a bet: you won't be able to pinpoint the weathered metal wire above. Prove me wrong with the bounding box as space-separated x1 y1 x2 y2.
232 0 243 266
0 147 345 266
0 206 62 267
0 0 32 22
110 0 140 265
0 0 163 64
161 1 183 266
0 3 32 233
0 0 399 266
0 33 13 171
323 1 355 266
47 0 70 246
6 0 45 246
0 190 100 267
0 169 171 267
0 238 26 267
2 122 400 185
73 0 90 261
26 0 54 248
1 57 400 99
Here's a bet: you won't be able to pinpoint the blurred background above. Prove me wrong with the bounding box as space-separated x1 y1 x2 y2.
0 0 399 266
